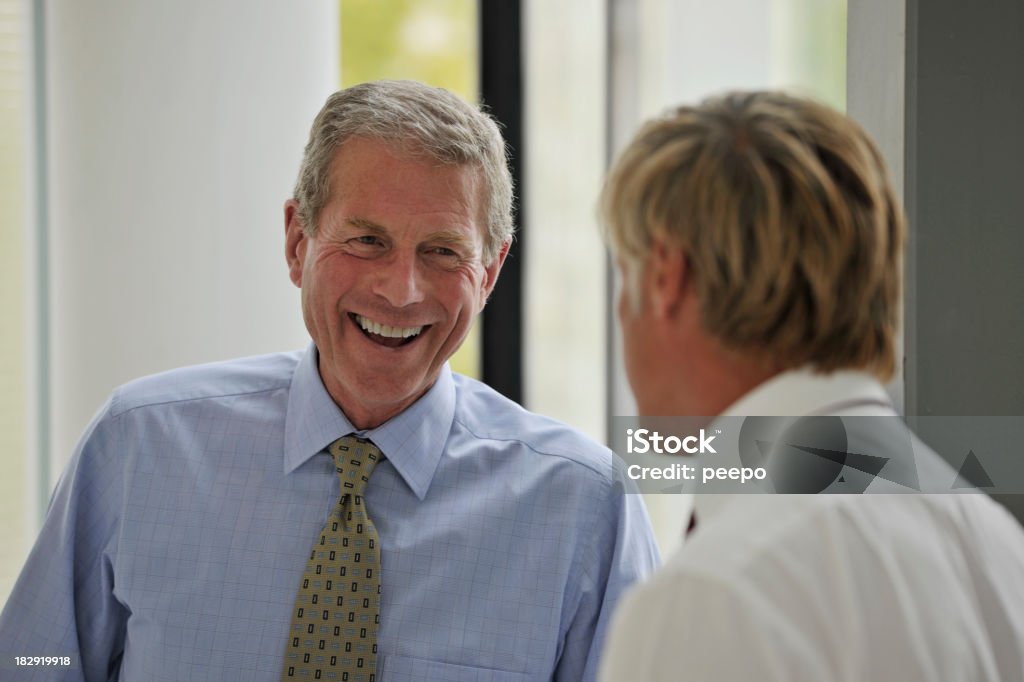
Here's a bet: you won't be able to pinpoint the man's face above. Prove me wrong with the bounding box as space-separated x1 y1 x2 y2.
286 137 506 428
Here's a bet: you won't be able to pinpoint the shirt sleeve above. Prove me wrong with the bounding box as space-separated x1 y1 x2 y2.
555 460 661 682
0 399 129 681
599 564 833 682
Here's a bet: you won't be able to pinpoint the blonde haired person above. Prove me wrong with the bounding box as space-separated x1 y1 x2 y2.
599 91 1024 681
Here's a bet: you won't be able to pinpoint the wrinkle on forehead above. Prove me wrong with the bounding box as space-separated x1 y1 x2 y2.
326 138 488 234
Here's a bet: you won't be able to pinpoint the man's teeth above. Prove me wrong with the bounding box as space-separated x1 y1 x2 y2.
355 314 423 339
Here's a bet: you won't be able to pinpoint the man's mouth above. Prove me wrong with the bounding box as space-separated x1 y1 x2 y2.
349 313 427 349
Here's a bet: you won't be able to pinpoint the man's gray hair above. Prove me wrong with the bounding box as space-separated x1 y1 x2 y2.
293 80 514 264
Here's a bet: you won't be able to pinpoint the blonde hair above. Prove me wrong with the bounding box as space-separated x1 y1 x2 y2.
293 80 514 264
601 91 904 379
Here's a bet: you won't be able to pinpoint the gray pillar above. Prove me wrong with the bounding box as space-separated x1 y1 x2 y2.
904 0 1024 417
850 0 1024 521
904 0 1024 518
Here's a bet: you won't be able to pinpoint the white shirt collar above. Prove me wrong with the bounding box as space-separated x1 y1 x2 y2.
696 368 895 525
718 367 893 418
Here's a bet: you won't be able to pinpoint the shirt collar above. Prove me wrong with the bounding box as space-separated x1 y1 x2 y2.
696 367 894 525
718 367 893 418
284 342 455 500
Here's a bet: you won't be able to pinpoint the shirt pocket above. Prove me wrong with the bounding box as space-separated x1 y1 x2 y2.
380 654 537 682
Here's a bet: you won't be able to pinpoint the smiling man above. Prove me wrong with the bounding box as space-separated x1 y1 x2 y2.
0 81 659 681
284 134 499 430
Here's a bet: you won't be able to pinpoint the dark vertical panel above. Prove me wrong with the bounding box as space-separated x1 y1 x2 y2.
905 0 1024 417
479 0 524 403
905 0 1024 520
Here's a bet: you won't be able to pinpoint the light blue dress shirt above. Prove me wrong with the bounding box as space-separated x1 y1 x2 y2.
1 344 659 681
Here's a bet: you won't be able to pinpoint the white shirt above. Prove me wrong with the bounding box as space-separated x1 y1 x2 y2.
601 369 1024 681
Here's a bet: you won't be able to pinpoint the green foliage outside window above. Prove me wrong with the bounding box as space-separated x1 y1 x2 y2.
340 0 477 101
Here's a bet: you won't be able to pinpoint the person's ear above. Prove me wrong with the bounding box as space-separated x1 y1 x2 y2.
647 239 689 319
284 200 308 288
478 239 511 307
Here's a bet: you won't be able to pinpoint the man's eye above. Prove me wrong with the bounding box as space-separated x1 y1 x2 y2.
347 236 386 251
344 235 387 257
433 247 458 257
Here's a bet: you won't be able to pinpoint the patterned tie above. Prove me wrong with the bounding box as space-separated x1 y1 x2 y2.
283 436 383 681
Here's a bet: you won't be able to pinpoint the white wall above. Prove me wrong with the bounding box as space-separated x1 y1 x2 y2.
45 1 338 476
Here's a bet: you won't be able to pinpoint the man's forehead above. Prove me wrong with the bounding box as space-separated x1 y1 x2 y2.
322 140 487 236
330 135 474 174
327 138 483 197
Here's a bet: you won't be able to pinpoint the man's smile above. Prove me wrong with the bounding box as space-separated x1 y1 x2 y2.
349 312 429 349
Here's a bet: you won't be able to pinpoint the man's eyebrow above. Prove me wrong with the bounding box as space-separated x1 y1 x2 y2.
425 230 476 249
345 217 389 234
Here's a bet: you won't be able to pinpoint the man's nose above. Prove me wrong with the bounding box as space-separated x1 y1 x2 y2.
370 251 426 308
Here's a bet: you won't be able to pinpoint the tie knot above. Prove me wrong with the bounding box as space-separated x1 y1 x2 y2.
328 435 383 497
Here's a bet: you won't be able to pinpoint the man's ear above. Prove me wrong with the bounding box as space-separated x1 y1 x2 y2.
478 239 511 307
284 199 308 288
647 239 689 319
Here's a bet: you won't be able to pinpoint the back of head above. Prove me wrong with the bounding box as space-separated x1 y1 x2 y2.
294 80 514 263
601 91 905 379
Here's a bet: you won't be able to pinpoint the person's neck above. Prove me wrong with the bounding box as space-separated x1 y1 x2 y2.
664 340 782 418
321 378 427 432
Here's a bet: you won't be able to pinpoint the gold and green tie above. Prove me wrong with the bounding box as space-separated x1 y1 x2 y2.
283 436 383 681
